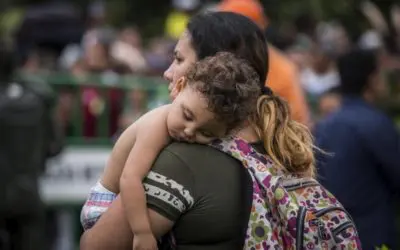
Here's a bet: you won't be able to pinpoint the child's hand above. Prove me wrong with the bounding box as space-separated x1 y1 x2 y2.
133 232 158 250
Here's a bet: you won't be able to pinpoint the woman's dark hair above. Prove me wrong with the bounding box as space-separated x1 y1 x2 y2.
187 12 316 177
187 11 268 84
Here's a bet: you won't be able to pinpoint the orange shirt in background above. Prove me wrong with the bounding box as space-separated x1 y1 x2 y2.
267 46 310 125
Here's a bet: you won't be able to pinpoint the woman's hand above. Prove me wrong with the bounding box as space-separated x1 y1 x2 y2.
132 232 158 250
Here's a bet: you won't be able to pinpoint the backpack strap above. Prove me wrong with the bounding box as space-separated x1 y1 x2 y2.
212 137 280 202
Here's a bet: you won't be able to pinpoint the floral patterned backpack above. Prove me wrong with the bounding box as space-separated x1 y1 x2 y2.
211 137 362 250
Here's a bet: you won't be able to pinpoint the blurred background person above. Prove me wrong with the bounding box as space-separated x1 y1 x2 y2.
315 49 400 250
111 26 148 74
0 38 63 250
1 0 400 249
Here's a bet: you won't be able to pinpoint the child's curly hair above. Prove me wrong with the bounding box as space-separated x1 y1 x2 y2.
185 52 261 132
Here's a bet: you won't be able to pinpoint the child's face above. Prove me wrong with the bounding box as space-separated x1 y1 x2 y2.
166 86 228 144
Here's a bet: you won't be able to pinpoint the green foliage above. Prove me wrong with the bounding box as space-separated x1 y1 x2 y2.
375 244 391 250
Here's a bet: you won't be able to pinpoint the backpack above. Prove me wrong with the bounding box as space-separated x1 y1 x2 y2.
211 137 362 250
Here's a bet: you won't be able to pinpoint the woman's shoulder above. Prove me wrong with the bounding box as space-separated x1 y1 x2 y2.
163 142 235 160
160 142 249 177
163 141 265 163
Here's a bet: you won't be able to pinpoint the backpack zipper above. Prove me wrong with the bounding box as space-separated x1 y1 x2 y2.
284 181 318 191
313 207 357 243
332 221 354 243
296 206 307 249
314 206 355 224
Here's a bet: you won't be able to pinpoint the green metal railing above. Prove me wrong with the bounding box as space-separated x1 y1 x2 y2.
16 72 170 146
16 71 400 145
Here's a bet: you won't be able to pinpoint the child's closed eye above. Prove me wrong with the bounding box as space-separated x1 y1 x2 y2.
200 131 214 138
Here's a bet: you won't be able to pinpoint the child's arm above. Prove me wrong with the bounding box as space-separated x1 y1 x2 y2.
119 107 171 240
101 122 139 193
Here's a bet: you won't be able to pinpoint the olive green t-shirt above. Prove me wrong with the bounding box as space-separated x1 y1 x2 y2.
144 142 264 250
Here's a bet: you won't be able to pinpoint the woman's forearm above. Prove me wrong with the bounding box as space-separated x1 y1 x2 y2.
80 196 132 250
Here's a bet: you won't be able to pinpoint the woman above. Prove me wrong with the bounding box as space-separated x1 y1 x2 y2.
80 12 314 249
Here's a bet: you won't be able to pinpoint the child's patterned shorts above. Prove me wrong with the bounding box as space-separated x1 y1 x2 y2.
80 181 117 230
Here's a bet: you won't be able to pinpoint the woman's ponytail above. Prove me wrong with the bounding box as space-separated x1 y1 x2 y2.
251 90 316 177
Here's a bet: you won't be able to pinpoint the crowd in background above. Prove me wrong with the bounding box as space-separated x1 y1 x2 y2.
1 0 400 249
2 0 400 140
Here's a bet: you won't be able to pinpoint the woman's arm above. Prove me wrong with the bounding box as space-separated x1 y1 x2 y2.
80 196 174 250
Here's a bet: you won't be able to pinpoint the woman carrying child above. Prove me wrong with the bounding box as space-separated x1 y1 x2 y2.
80 12 316 250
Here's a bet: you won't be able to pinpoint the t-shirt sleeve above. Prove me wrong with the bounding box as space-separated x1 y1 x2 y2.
143 147 196 222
